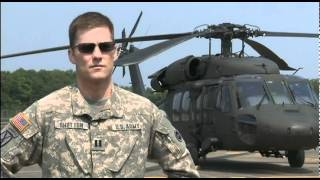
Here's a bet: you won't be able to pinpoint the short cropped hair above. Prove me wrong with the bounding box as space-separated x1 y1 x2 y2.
69 12 114 47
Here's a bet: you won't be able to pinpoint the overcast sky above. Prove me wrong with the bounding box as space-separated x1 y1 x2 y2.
1 2 318 87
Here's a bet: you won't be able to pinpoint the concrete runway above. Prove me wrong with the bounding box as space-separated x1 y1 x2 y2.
12 149 319 178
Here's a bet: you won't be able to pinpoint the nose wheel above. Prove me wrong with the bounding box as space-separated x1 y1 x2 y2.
286 150 305 168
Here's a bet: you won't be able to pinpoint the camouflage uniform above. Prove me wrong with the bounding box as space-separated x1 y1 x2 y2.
1 85 199 178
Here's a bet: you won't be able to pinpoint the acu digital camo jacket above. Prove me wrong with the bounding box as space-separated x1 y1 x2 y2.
1 85 199 178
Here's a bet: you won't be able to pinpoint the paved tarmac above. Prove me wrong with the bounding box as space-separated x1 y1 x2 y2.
12 149 319 178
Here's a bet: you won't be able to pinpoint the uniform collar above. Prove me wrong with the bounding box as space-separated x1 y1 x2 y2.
71 84 124 119
107 85 124 118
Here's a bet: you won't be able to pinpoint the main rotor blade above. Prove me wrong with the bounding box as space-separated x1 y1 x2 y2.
123 11 143 49
129 11 143 38
244 38 296 70
1 45 69 59
258 31 318 38
115 31 206 66
1 32 193 60
121 28 126 48
115 32 192 43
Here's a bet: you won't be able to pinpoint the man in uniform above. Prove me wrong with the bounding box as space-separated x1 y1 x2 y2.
0 12 200 178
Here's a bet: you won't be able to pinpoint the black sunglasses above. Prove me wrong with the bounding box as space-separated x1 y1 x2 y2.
73 42 115 54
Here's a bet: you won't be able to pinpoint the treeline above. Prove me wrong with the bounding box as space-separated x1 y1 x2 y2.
309 79 319 95
1 69 76 119
1 69 318 121
1 69 166 120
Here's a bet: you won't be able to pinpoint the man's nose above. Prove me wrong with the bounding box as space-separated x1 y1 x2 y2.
92 45 103 58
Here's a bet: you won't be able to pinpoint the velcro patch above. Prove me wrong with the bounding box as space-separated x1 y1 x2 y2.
10 113 32 133
55 121 89 130
1 130 14 147
111 123 142 131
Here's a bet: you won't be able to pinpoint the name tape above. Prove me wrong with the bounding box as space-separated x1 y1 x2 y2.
111 123 142 131
55 121 89 130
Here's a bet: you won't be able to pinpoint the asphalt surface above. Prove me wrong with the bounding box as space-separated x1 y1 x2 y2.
12 149 319 178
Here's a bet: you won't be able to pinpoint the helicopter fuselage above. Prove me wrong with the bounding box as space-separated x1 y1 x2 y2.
150 55 318 166
162 73 318 154
162 73 318 149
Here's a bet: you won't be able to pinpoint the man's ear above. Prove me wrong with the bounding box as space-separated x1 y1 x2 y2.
68 49 76 65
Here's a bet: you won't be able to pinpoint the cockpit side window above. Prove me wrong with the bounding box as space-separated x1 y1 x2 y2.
181 91 191 122
172 92 182 122
195 89 203 124
288 81 318 106
236 81 270 108
204 85 231 112
266 80 293 104
204 86 219 109
220 85 232 112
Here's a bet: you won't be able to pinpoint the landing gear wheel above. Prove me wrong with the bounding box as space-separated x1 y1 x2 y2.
287 150 305 168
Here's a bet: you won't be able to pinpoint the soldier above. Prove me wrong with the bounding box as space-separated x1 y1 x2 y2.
0 12 200 178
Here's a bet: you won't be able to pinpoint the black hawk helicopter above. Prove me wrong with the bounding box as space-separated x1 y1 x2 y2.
1 12 318 168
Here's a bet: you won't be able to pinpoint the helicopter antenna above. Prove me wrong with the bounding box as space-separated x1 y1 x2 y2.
209 38 212 58
244 24 261 31
193 24 209 31
292 67 303 75
239 38 245 58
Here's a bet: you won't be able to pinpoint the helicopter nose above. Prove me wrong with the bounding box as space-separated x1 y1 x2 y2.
287 125 315 136
255 122 318 150
255 106 318 149
278 123 318 149
239 104 318 150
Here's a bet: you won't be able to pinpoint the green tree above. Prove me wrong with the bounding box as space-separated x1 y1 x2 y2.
309 78 319 96
1 69 76 121
144 87 167 106
119 85 167 106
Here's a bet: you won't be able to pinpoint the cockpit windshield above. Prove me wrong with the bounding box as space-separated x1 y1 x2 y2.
288 81 318 106
236 78 317 108
266 80 293 104
236 81 270 108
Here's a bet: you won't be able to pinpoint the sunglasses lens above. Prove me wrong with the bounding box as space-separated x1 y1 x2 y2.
77 43 95 54
75 42 115 54
99 42 115 53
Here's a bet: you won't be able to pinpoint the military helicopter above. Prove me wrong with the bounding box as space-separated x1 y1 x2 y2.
1 12 318 168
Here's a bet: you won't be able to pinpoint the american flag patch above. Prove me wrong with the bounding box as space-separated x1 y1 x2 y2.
10 113 32 133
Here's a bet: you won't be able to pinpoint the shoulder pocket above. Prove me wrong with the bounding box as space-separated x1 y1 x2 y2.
154 119 187 159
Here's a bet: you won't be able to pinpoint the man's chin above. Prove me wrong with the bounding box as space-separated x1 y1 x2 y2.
78 71 111 83
89 76 109 82
81 73 108 81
